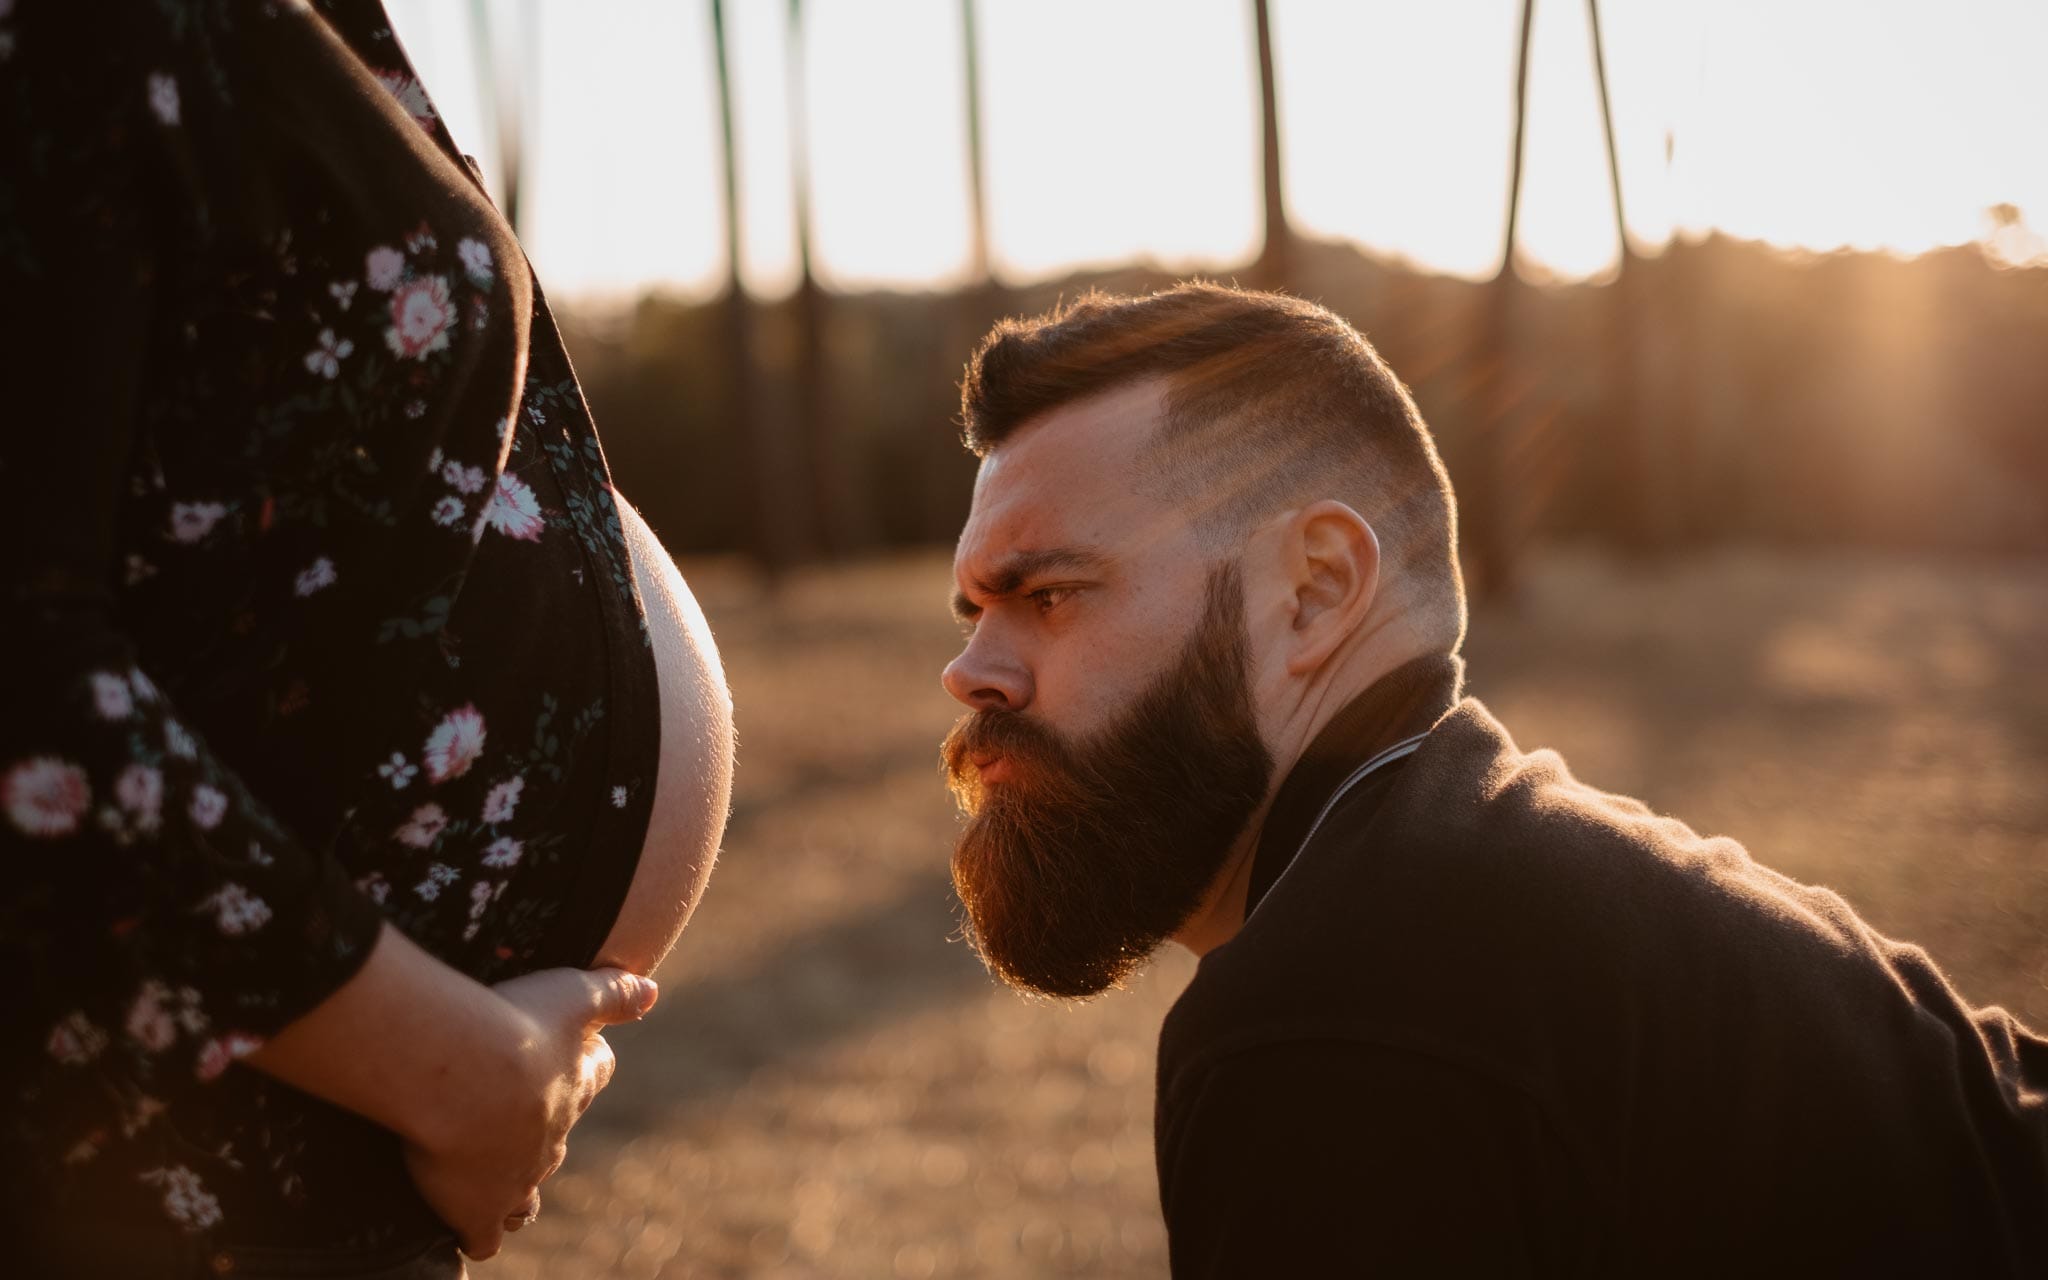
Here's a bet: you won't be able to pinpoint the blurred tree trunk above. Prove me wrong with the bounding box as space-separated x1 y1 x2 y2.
1250 0 1292 292
786 0 863 554
957 0 1011 366
1587 0 1659 551
961 0 993 288
1467 0 1537 601
466 0 529 238
711 0 803 571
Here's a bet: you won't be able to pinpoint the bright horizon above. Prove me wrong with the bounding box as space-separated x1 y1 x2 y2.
383 0 2048 303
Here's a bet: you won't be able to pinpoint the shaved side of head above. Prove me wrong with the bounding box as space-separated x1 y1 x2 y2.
960 282 1466 651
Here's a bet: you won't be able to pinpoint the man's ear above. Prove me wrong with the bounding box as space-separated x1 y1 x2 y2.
1280 500 1379 676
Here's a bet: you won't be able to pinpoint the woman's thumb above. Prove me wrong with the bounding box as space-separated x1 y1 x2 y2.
587 969 659 1026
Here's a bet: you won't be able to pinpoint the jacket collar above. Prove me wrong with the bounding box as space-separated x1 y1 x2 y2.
1243 652 1466 917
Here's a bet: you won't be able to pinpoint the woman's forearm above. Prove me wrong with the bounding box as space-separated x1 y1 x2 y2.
245 922 532 1153
245 922 657 1258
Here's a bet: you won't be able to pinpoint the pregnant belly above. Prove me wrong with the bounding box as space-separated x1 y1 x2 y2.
591 497 734 976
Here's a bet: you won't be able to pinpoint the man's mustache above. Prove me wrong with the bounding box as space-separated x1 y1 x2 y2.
941 710 1076 810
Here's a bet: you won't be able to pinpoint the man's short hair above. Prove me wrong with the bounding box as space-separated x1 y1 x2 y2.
959 281 1466 651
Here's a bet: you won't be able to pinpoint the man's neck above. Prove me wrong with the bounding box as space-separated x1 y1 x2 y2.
1172 640 1435 959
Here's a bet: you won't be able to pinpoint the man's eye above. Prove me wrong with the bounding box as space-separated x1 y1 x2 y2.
1029 586 1072 613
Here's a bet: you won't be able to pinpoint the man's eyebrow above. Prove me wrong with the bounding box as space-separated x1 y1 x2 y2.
951 545 1110 621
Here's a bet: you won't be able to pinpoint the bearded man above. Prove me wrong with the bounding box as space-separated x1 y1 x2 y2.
937 282 2048 1276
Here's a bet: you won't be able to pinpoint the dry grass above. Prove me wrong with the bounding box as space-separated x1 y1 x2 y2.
488 547 2048 1279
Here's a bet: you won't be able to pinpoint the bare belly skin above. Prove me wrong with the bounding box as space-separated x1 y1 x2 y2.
591 496 734 976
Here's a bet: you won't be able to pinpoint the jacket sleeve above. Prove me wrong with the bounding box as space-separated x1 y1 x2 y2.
0 2 387 1164
1155 1039 1592 1278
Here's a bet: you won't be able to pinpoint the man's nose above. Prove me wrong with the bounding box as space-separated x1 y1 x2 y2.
942 632 1032 713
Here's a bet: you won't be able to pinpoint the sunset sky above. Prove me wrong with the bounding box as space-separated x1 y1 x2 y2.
382 0 2048 301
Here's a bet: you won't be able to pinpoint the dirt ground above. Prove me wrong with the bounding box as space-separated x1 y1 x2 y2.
488 547 2048 1279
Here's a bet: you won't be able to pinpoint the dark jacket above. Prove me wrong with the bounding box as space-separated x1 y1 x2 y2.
1156 656 2048 1277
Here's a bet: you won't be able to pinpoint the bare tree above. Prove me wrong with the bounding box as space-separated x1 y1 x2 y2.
960 0 993 287
465 0 531 237
786 0 860 553
1250 0 1291 291
1584 0 1659 550
1465 0 1538 600
711 0 802 569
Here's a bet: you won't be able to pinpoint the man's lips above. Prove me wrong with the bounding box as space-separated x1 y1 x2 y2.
970 750 1013 783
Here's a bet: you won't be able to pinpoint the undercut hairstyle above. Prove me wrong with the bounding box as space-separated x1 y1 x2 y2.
959 281 1467 651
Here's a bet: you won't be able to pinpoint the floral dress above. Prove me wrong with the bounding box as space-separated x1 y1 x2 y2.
1 1 661 1273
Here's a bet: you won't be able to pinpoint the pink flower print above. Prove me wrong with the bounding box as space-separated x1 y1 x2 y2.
141 1165 223 1232
146 72 179 125
115 764 164 832
483 472 544 541
422 705 486 783
365 245 405 291
377 752 418 789
386 275 456 360
172 987 206 1035
457 236 494 285
193 1032 264 1083
481 836 523 868
611 785 629 809
431 495 467 528
357 871 392 905
90 671 134 719
4 757 90 838
304 328 354 379
414 862 460 901
168 501 227 544
47 1013 108 1066
373 70 437 130
405 223 439 255
294 556 338 597
481 775 523 823
329 280 358 310
461 879 502 940
394 802 447 849
441 460 488 495
203 883 272 935
405 399 428 420
124 981 178 1053
94 803 126 839
163 719 197 760
122 1094 167 1138
187 784 228 830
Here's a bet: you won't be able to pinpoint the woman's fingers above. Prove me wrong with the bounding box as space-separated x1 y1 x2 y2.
584 968 659 1027
587 1032 618 1094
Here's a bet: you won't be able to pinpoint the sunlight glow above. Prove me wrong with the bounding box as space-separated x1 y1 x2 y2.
385 0 2048 301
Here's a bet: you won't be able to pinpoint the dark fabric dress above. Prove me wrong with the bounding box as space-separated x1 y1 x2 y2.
0 2 661 1274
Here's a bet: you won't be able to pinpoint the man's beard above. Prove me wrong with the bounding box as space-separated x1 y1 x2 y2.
942 564 1275 998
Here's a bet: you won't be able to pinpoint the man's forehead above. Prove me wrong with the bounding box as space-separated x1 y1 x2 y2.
964 378 1167 543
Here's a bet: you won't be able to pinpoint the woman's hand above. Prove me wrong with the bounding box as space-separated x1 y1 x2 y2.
402 966 658 1259
247 927 658 1261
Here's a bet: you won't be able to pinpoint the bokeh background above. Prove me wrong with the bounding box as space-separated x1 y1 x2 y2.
379 2 2048 1275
